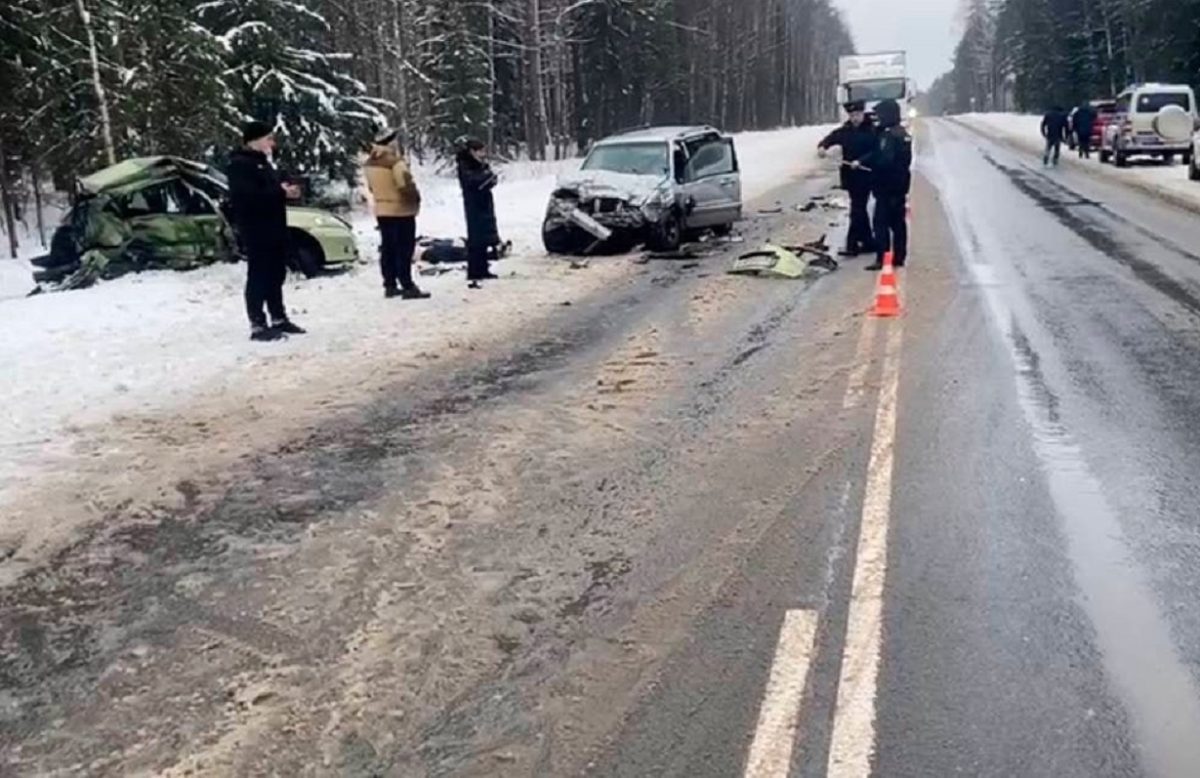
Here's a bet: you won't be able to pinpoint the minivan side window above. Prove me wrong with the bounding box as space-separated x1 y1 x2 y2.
1115 95 1131 114
684 139 735 182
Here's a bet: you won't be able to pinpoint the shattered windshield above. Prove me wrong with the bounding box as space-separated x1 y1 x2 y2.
582 142 669 177
847 79 907 103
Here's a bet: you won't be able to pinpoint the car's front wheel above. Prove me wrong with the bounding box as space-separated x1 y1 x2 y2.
289 231 324 278
647 211 683 252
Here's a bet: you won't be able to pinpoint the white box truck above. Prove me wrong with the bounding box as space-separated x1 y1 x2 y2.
837 52 913 120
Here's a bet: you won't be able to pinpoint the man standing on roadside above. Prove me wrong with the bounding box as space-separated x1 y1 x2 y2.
1073 102 1097 160
227 120 306 342
818 100 877 257
1041 106 1070 167
365 128 430 300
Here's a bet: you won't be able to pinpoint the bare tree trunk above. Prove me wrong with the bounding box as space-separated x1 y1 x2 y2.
76 0 116 166
487 2 496 148
524 0 549 160
32 162 46 248
0 136 17 259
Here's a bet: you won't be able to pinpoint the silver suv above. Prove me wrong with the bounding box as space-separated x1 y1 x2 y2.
542 126 742 254
1101 84 1197 167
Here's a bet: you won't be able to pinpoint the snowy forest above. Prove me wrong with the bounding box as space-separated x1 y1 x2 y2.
930 0 1200 114
0 0 854 221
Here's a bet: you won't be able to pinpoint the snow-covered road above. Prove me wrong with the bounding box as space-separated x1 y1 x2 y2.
956 112 1200 213
0 124 831 569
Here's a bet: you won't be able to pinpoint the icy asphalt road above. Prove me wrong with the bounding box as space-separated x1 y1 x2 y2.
6 119 1200 776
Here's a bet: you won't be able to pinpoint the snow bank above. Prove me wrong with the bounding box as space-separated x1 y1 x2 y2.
956 113 1200 213
0 197 68 303
0 126 832 503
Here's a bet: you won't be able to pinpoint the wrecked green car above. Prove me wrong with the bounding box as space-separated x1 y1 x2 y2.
32 156 359 290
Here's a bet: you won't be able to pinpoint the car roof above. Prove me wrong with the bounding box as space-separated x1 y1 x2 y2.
79 156 222 196
596 126 722 144
1121 83 1195 95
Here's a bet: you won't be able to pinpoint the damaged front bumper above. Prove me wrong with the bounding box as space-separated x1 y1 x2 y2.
542 188 665 255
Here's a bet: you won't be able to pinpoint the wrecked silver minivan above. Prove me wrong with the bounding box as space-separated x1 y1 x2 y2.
542 126 742 255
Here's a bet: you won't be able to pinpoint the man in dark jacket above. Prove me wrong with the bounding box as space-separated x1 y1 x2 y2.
818 100 877 256
456 138 500 289
227 120 305 341
1072 102 1097 159
1041 106 1070 166
856 99 912 270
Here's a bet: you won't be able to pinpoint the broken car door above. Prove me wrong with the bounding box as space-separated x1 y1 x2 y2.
679 136 741 229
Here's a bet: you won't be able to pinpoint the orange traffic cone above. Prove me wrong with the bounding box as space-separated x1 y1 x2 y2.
872 252 902 318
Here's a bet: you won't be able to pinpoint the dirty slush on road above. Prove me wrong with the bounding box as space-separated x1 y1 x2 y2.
0 172 873 776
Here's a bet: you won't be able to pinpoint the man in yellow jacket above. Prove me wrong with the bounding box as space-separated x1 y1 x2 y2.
365 129 430 299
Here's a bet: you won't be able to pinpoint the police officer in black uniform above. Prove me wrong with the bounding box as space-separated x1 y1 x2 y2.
818 100 877 257
856 99 913 270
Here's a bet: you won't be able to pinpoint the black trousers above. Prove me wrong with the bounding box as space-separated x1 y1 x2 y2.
1044 138 1062 165
847 185 874 251
467 240 491 281
245 250 287 328
379 216 417 291
873 193 908 265
1077 132 1092 159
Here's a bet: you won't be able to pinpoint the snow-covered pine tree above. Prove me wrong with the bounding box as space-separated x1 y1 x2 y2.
413 0 493 154
110 0 231 159
198 0 388 180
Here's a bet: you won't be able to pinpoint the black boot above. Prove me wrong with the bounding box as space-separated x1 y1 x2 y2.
864 261 884 271
385 287 402 299
251 324 283 342
400 287 431 300
272 319 306 335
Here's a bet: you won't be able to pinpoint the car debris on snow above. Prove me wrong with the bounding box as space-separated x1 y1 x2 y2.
728 238 838 278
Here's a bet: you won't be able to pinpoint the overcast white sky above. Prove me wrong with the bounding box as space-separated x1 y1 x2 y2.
837 0 962 89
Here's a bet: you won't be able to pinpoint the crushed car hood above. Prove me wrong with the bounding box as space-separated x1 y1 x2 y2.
555 170 667 203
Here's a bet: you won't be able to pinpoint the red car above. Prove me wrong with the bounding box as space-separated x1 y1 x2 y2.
1090 99 1118 148
1069 99 1118 150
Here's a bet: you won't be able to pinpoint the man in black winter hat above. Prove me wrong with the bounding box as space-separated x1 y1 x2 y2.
226 120 306 341
855 99 912 270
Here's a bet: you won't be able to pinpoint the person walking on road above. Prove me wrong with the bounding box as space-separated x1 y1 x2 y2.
455 138 500 290
818 100 877 257
227 120 306 342
1072 102 1098 160
1041 106 1070 166
365 129 430 300
856 99 912 271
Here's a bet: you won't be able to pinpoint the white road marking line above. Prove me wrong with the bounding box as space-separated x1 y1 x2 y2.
842 316 879 410
744 609 820 778
827 322 903 778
